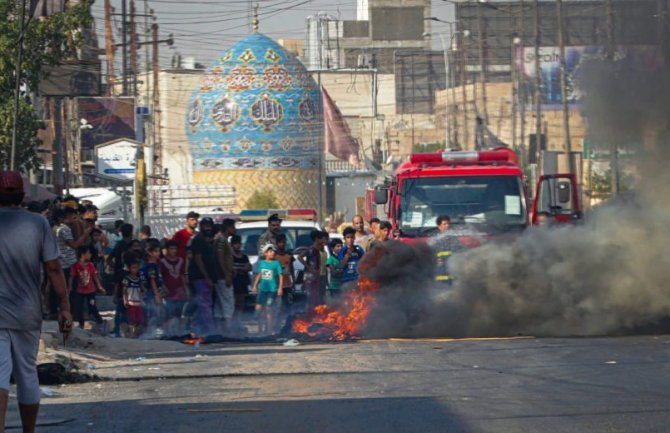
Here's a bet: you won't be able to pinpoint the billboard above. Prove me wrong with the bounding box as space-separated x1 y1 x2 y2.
95 139 139 182
516 45 660 107
40 61 101 96
77 97 136 150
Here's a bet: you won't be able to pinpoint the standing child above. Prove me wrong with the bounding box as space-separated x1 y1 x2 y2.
298 230 325 308
160 240 188 335
367 220 392 251
142 242 167 336
69 246 106 331
90 228 105 285
122 260 145 338
252 244 284 335
339 227 365 287
318 231 329 303
275 234 294 317
326 238 344 299
231 235 252 331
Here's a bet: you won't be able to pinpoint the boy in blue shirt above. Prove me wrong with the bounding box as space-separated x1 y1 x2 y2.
326 238 344 299
338 227 365 286
252 244 284 334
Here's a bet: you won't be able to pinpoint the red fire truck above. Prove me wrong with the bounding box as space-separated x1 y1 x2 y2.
367 148 581 243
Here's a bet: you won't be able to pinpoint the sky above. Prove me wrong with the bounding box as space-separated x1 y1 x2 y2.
90 0 457 69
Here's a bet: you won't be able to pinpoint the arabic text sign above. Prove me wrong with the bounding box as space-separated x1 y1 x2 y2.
96 139 138 181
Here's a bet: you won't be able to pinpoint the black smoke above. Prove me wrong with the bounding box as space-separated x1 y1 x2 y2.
361 51 670 339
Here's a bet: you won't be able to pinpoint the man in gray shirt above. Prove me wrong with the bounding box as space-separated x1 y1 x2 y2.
0 171 72 433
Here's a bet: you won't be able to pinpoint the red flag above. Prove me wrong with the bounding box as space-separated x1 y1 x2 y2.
322 87 360 166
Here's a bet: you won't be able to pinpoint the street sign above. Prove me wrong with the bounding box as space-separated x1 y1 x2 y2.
95 138 141 182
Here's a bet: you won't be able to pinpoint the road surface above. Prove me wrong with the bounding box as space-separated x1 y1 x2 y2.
7 334 670 432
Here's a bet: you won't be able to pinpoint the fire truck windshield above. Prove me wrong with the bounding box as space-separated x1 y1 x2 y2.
399 175 527 234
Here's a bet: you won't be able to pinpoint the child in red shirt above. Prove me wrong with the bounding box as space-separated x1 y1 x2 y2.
160 240 189 334
69 246 106 330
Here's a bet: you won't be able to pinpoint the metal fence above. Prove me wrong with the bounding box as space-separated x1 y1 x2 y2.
147 184 237 217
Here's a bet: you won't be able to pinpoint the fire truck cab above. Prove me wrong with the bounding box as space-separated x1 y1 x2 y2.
369 148 580 242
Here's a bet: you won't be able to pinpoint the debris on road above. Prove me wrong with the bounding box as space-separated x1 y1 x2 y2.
37 362 98 385
283 339 300 347
40 387 56 397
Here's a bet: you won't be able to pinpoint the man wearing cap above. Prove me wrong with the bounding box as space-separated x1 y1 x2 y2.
0 171 72 433
188 217 220 335
257 213 283 256
173 211 200 259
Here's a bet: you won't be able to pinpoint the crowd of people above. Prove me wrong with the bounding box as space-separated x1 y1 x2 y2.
15 191 401 339
0 170 458 433
14 190 454 340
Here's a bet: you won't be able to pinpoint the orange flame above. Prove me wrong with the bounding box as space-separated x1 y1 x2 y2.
291 277 380 341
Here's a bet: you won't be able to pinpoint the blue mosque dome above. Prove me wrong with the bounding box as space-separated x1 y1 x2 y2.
185 31 324 210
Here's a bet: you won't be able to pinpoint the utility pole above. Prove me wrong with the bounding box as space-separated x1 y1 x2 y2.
52 98 64 195
557 0 575 176
605 0 619 195
143 0 153 214
104 0 116 95
461 34 469 147
121 0 128 95
129 0 138 97
61 100 70 194
476 3 489 122
152 23 162 182
144 0 151 122
450 48 458 146
438 34 451 147
511 35 517 153
10 0 27 171
533 0 542 169
519 0 527 163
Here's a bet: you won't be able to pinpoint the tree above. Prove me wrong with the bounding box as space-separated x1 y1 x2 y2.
0 0 92 172
246 190 279 209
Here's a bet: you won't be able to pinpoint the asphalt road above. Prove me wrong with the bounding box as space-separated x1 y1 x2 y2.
9 335 670 433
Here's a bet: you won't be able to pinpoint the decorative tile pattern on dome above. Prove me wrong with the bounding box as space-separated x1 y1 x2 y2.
211 96 240 131
236 138 254 153
186 32 324 176
220 52 233 63
188 96 204 132
226 66 256 91
239 48 256 63
265 48 280 63
250 93 283 132
298 95 317 122
263 65 291 91
280 137 294 151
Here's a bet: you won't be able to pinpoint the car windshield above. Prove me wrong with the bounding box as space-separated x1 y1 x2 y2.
399 175 527 233
236 227 316 256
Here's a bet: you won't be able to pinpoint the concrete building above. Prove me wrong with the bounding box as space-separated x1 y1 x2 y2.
304 0 432 74
452 0 661 84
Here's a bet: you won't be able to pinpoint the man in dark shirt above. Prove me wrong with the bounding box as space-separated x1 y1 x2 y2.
257 213 283 256
188 218 220 335
110 223 134 337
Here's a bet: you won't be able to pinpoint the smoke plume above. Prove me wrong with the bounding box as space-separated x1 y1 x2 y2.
361 52 670 339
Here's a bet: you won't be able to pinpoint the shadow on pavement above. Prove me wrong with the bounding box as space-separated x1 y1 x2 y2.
36 396 474 433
